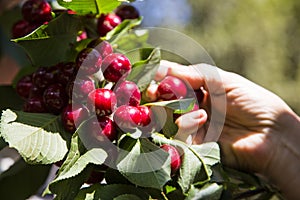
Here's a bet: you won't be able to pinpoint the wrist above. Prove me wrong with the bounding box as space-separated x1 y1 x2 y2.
265 111 300 199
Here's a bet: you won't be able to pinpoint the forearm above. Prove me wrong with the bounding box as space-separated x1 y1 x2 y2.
266 111 300 200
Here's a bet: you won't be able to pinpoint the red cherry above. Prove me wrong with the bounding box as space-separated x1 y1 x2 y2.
157 76 187 100
23 96 47 113
113 105 141 131
16 75 33 99
101 53 131 83
88 40 113 59
137 105 152 127
32 66 57 90
43 83 68 114
11 19 39 38
22 0 52 23
56 62 77 85
67 77 95 102
160 144 181 174
85 170 105 184
76 48 102 76
87 88 117 117
115 4 140 20
97 13 121 37
61 103 89 133
88 116 117 141
114 80 141 106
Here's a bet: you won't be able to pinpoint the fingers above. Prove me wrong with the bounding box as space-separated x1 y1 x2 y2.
174 109 207 143
156 60 227 95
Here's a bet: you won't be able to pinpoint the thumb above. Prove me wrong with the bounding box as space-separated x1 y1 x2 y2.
156 60 227 95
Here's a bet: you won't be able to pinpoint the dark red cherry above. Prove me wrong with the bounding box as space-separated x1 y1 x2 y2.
23 96 47 113
85 170 105 184
67 77 95 102
101 53 131 83
61 103 89 133
87 88 117 117
16 75 33 99
160 144 181 174
76 48 102 76
11 20 39 38
137 105 152 127
114 80 141 106
22 0 52 23
97 13 121 37
32 66 57 90
43 83 68 114
88 116 117 141
56 62 77 85
115 4 140 20
113 105 141 131
157 76 187 100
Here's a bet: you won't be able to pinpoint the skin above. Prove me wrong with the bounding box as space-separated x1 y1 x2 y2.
147 60 300 200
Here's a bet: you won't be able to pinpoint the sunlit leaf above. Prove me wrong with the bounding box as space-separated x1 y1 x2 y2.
0 109 68 164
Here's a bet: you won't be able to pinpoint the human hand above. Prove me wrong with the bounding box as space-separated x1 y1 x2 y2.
147 60 300 199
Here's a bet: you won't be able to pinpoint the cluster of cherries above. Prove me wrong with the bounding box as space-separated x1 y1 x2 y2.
13 1 204 182
12 0 53 38
11 0 140 39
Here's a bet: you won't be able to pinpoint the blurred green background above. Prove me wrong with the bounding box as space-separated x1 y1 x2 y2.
0 0 299 114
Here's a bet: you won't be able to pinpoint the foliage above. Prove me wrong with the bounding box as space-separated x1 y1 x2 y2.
0 0 285 199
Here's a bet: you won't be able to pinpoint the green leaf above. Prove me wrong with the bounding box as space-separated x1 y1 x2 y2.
150 134 211 193
161 107 178 138
114 29 150 53
75 184 151 200
49 166 92 200
114 194 143 200
95 0 122 14
48 129 107 199
117 138 171 189
0 109 68 164
145 98 195 114
191 142 220 166
0 158 51 200
186 183 223 200
0 86 23 111
106 18 143 42
127 47 161 92
49 131 107 184
12 13 83 66
57 0 121 15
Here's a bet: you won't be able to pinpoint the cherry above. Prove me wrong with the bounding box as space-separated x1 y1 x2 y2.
43 83 68 114
113 105 141 131
16 74 33 99
85 170 105 184
67 77 95 102
97 13 121 37
56 62 77 85
114 80 141 106
61 103 89 133
22 0 52 24
115 4 140 20
87 88 117 117
137 105 152 127
91 40 113 59
32 66 57 89
157 76 187 100
101 53 131 83
11 20 38 38
160 144 181 174
87 39 113 58
29 85 45 98
23 96 47 113
88 116 117 141
76 48 102 76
